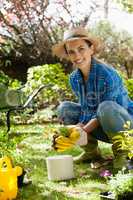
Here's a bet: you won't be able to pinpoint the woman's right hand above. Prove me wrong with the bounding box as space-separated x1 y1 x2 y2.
76 123 84 128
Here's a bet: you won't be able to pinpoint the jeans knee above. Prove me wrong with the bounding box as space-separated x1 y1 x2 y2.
97 101 118 120
56 101 81 125
97 101 132 135
57 101 71 118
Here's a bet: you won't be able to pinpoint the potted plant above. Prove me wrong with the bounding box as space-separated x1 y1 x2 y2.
108 171 133 200
100 122 133 200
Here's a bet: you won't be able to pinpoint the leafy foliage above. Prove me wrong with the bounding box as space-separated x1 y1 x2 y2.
0 129 24 157
0 71 9 85
115 70 133 100
0 40 14 68
0 71 21 89
125 79 133 100
112 121 133 159
92 21 133 78
109 171 133 199
58 126 70 137
115 0 133 13
108 119 133 199
0 0 99 80
24 63 74 106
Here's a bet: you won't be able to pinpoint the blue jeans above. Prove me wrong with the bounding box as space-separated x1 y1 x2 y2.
57 101 133 143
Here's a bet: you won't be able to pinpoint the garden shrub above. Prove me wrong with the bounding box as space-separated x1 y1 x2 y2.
24 63 74 107
0 71 22 89
124 79 133 100
116 70 133 100
109 172 133 200
112 121 133 161
0 71 9 85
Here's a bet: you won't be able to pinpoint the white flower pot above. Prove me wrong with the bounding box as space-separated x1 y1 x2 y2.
46 155 74 181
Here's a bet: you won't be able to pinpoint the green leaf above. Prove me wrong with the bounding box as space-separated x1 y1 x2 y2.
113 139 123 144
112 135 123 140
59 127 69 137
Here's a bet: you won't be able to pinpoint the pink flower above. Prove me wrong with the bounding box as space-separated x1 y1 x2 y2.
100 170 112 177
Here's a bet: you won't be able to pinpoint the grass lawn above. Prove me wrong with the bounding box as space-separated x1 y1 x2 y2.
0 123 114 200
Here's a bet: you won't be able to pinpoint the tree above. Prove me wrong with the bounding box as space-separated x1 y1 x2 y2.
92 21 133 78
104 0 110 19
0 0 54 81
1 0 132 81
115 0 133 13
0 0 99 81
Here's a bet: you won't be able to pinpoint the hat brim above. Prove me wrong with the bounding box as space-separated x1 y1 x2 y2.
52 36 101 60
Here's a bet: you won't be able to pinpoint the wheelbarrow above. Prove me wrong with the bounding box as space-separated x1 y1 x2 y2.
0 84 52 132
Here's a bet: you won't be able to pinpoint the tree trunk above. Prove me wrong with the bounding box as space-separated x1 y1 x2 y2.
104 0 110 19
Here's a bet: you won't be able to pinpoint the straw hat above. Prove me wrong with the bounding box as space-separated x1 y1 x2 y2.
52 27 101 60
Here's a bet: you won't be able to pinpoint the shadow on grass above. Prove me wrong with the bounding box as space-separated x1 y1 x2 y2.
17 184 84 200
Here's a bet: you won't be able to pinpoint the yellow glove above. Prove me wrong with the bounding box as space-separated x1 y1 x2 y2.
69 126 88 146
54 135 76 152
53 126 88 152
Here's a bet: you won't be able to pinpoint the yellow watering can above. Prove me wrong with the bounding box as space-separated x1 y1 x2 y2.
0 156 22 200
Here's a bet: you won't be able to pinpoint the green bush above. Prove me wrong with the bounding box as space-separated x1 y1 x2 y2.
0 71 22 89
24 63 74 106
0 71 9 85
109 172 133 200
125 79 133 100
112 121 133 160
116 70 133 100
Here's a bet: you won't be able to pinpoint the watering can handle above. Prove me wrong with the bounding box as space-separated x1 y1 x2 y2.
0 156 12 169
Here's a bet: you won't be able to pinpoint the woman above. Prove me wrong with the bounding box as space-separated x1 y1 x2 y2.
52 27 133 169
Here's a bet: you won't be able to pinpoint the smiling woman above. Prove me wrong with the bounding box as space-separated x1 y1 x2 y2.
52 26 133 170
65 39 94 81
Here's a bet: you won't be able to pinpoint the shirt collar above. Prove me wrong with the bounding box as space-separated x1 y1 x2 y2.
76 57 97 84
89 57 97 80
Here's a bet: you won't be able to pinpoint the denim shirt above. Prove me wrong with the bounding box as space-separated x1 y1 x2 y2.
69 58 133 123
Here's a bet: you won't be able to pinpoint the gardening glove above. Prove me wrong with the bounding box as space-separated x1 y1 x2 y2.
54 135 76 152
69 126 88 146
53 126 88 152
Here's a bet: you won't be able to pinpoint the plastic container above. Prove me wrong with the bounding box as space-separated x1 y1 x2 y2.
46 155 74 181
